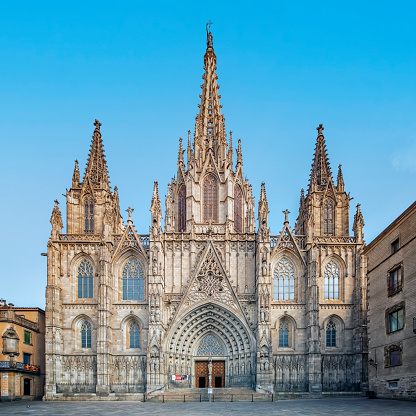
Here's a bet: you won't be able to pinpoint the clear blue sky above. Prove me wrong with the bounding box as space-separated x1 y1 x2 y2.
1 1 415 308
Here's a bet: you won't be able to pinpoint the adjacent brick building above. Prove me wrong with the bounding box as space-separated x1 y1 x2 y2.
364 201 416 400
0 300 45 400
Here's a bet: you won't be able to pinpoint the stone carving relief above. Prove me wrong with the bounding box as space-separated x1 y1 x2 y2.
186 248 237 309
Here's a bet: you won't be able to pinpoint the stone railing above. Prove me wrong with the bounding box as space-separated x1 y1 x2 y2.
314 236 356 244
270 235 306 250
0 311 39 331
59 234 101 241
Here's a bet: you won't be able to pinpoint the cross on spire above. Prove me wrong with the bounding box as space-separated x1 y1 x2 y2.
316 124 324 135
94 119 102 131
126 207 134 223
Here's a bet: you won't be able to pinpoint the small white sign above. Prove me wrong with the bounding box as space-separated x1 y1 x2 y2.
208 388 213 394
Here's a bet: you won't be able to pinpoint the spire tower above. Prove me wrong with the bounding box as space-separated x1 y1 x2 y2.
83 119 110 189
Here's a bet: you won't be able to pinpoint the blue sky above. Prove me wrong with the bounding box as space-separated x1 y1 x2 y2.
1 1 415 308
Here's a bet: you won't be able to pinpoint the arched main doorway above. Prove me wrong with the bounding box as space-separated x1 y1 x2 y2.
166 303 254 389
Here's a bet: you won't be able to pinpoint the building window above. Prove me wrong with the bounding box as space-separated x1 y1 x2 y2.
203 174 218 223
24 330 31 345
23 353 31 365
273 258 295 300
388 267 403 296
324 261 339 300
389 308 404 333
385 344 402 367
279 321 289 347
323 199 334 236
391 238 400 253
122 259 144 300
234 185 243 233
326 321 336 347
81 321 92 348
84 196 94 234
129 322 140 348
178 185 186 232
78 259 93 299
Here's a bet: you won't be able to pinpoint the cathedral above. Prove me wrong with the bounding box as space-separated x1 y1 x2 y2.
45 28 368 400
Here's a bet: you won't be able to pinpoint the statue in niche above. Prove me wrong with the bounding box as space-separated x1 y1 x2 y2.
262 260 267 276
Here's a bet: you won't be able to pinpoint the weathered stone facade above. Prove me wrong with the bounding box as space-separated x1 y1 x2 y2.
45 29 368 400
365 201 416 400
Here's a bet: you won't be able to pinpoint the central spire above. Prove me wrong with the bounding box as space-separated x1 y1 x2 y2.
194 23 227 167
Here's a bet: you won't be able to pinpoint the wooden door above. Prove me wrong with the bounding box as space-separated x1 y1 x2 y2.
195 361 208 388
212 361 225 388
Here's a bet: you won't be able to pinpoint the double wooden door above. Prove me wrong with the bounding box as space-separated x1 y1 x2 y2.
195 360 225 388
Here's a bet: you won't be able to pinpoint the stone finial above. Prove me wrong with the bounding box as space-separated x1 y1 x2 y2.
337 164 345 191
283 209 290 224
206 21 213 48
236 138 243 165
316 123 324 136
126 207 134 225
72 159 80 187
50 199 63 238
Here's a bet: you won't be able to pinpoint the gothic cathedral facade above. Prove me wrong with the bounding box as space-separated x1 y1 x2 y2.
45 30 368 399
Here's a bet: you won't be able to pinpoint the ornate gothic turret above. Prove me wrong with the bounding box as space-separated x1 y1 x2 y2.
297 125 350 239
64 119 122 236
258 182 270 241
150 181 162 238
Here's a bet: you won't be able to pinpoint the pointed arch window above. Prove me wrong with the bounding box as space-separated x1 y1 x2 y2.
273 259 295 300
324 261 339 300
234 185 243 233
279 321 289 347
81 321 92 348
122 259 144 300
129 322 140 348
84 196 94 234
178 185 186 232
203 174 218 223
78 260 93 299
326 320 336 347
323 199 334 236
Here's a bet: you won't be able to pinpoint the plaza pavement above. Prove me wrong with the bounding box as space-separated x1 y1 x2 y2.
1 398 416 416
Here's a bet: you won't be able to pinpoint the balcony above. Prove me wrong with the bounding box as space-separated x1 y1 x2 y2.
0 361 40 373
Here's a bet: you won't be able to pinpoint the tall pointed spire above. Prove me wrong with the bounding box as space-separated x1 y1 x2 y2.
236 138 243 166
337 163 344 192
50 199 63 239
353 203 365 244
177 137 184 167
228 130 233 165
187 130 192 170
72 159 80 188
83 119 110 189
194 23 227 165
150 181 162 217
308 124 332 193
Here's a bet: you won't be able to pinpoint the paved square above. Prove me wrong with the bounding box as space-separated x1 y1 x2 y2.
1 398 416 416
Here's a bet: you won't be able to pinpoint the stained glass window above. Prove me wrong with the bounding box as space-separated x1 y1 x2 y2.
78 259 93 299
122 259 144 300
178 185 186 232
84 196 94 233
203 174 218 223
81 321 92 348
323 199 334 235
273 259 295 300
234 185 243 233
324 261 339 300
196 334 225 356
129 322 140 348
326 320 336 347
279 321 289 347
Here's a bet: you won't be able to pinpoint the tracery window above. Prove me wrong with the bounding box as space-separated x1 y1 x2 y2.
81 321 92 348
326 320 336 347
122 259 144 300
324 261 339 300
323 199 334 236
234 185 243 233
78 259 93 299
178 185 186 232
273 259 295 300
129 322 140 348
84 196 94 234
279 321 289 347
203 174 218 223
196 334 225 356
